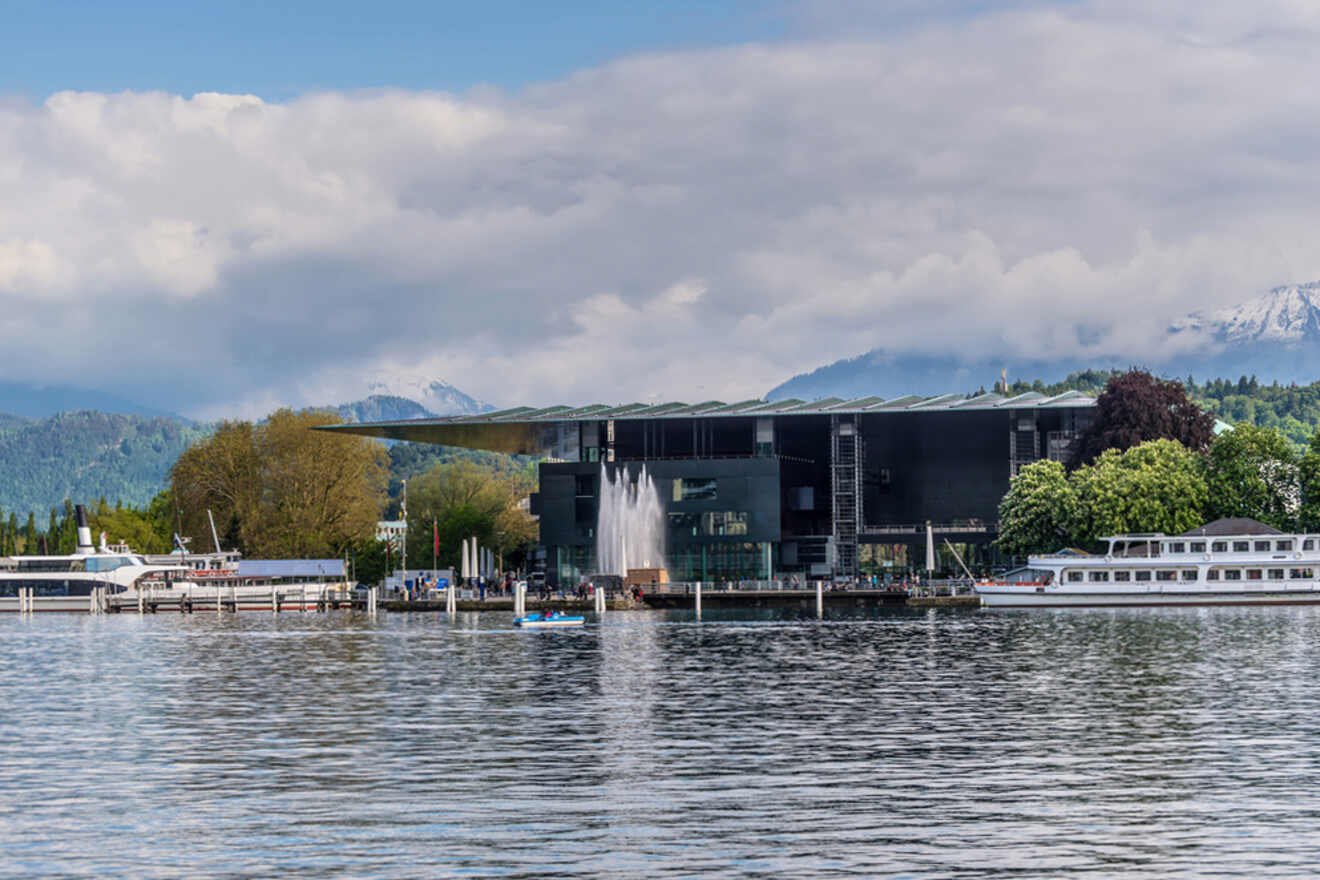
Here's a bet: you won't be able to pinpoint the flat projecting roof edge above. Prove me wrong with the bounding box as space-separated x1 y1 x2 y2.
314 392 1094 435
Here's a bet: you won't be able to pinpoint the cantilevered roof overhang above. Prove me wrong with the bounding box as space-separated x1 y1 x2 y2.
315 391 1095 455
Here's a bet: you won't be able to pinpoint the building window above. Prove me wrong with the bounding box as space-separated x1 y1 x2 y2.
667 512 700 536
702 511 748 536
672 478 717 502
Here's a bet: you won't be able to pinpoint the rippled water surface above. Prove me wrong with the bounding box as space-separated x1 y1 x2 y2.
4 606 1320 877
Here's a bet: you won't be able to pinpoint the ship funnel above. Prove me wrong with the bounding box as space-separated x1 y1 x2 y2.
75 504 94 555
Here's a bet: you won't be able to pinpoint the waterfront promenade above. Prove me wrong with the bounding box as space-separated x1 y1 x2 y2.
380 582 979 612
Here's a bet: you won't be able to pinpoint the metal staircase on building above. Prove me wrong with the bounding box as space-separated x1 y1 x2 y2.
830 414 863 579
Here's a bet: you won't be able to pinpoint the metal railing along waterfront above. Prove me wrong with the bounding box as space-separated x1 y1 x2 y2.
641 578 976 596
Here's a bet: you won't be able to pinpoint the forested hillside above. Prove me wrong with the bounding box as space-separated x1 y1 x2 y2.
1000 370 1320 448
0 411 209 514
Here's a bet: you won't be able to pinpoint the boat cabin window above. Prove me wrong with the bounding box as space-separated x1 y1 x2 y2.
1169 542 1186 554
1207 570 1220 581
1114 571 1131 582
1277 540 1293 552
1212 541 1228 552
1224 569 1242 580
1233 541 1249 552
85 556 132 573
1135 571 1152 582
1254 541 1271 552
1190 542 1206 553
17 558 84 572
1156 570 1176 582
1290 568 1314 579
1089 571 1109 582
1181 570 1197 581
1306 540 1316 551
1247 569 1263 580
1067 571 1084 583
1269 568 1285 580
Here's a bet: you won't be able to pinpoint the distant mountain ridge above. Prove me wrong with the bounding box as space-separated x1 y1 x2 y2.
769 282 1320 401
0 380 494 514
0 411 209 514
364 377 492 416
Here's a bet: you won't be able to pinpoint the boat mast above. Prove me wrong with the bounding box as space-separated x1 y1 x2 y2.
207 509 223 554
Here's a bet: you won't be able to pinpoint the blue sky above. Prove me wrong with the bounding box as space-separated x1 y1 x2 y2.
1 1 789 99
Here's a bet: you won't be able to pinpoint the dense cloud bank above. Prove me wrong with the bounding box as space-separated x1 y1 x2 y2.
2 0 1320 415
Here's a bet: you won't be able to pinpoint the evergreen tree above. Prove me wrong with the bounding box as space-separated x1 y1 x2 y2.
23 513 35 553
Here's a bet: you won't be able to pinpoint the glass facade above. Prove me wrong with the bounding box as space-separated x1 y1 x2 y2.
665 541 773 583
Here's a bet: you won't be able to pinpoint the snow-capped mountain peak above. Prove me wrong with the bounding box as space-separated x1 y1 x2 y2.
1173 282 1320 345
364 377 492 416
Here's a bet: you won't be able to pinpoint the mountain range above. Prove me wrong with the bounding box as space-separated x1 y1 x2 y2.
0 381 493 515
769 282 1320 401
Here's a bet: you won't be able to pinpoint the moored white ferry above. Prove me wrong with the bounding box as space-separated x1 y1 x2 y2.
2 505 351 613
977 518 1320 607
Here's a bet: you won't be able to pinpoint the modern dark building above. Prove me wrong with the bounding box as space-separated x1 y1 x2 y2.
323 391 1095 586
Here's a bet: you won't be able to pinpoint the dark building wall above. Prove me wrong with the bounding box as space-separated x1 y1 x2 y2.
535 404 1090 582
862 411 1010 527
539 457 780 585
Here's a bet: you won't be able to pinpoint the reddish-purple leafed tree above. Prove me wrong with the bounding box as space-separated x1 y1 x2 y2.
1075 370 1214 465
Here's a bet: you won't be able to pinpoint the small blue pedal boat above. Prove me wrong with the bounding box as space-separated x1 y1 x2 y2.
514 611 585 628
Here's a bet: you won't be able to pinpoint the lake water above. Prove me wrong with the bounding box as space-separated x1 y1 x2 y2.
3 606 1320 878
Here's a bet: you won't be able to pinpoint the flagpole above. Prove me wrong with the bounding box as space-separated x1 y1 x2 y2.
432 518 437 583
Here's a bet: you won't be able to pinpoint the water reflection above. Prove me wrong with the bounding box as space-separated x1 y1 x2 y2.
2 607 1320 877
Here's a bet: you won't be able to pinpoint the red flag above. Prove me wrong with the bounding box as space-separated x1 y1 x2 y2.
433 520 439 556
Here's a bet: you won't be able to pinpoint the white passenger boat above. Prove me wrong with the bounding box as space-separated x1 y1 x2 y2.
1 506 351 613
977 518 1320 607
0 506 189 612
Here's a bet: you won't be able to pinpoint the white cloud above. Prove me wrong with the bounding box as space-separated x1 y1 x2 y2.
3 1 1320 415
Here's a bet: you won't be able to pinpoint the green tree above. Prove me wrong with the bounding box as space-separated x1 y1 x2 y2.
350 537 391 587
1072 439 1209 538
997 460 1080 557
401 459 538 573
90 503 173 554
171 409 387 558
22 512 35 553
1299 432 1320 532
1204 424 1299 530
